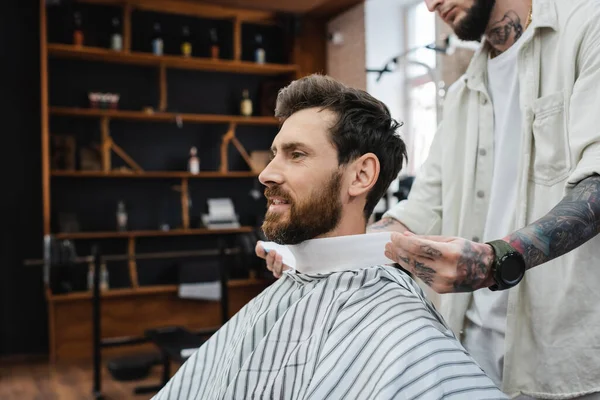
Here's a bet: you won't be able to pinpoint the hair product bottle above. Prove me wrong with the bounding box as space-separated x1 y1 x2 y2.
181 25 192 57
241 89 253 116
209 28 219 59
117 201 128 231
254 34 265 64
73 11 84 46
87 262 94 290
188 146 200 174
100 263 109 291
152 22 163 55
111 17 122 51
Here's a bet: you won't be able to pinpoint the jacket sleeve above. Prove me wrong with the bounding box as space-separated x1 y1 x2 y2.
565 12 600 192
383 124 444 235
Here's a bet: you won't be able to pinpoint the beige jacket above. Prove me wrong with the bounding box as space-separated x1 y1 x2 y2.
384 0 600 397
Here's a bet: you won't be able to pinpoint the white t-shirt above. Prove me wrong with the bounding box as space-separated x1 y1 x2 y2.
462 26 533 387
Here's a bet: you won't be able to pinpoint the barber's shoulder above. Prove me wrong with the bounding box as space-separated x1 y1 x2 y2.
555 0 600 33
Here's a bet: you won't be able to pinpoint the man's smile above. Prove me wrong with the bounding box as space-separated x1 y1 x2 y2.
268 197 291 213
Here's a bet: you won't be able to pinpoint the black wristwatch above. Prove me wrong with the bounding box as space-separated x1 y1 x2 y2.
486 240 526 291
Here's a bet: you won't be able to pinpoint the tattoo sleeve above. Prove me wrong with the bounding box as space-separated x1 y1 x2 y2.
505 175 600 270
367 217 409 233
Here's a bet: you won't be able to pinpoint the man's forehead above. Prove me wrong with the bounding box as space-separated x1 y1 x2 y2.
272 108 336 149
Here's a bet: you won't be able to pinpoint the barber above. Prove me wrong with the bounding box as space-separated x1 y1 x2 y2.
257 0 600 398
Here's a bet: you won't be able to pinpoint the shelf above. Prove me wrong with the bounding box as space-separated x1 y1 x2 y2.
48 44 298 76
78 0 278 23
51 170 259 179
49 279 272 303
49 106 280 126
54 227 254 240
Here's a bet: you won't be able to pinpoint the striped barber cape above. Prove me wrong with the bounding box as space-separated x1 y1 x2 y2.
151 265 507 400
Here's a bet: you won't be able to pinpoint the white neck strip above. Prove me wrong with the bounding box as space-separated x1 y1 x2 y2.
261 232 394 275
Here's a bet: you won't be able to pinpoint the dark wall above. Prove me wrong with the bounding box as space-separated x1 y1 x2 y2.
1 0 46 356
0 0 288 357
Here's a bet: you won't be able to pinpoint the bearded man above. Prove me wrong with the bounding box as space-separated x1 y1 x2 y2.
151 74 506 400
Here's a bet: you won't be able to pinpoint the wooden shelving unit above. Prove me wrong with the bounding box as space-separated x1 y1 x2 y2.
50 107 278 126
54 227 252 239
50 106 281 125
48 43 299 75
50 279 271 303
40 0 326 362
51 170 259 178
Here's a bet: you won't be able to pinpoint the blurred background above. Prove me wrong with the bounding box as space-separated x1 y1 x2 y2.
1 0 476 397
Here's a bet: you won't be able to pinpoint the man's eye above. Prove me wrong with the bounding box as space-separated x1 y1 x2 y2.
291 152 305 159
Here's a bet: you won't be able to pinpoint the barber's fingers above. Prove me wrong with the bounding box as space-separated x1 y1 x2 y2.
272 253 287 278
256 241 278 275
255 241 290 279
265 250 276 272
263 249 284 278
385 242 413 269
255 241 267 259
385 242 452 293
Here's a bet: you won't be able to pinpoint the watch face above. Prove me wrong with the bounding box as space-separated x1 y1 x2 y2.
501 254 525 284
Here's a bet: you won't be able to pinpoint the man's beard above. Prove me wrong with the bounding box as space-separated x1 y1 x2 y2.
453 0 496 41
261 171 343 245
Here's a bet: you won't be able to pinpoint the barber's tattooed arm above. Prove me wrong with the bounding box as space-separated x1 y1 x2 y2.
504 175 600 270
385 175 600 293
367 217 409 233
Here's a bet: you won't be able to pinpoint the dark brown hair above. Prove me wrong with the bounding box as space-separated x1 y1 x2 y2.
274 74 407 219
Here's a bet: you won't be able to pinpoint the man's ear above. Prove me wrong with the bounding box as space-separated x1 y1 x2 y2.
348 153 379 198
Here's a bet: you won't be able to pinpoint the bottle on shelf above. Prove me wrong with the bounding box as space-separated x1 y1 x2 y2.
209 28 219 59
254 34 265 64
87 262 109 291
87 262 94 290
181 25 192 57
152 22 163 56
73 11 84 47
188 146 200 174
100 263 109 291
240 89 253 116
111 17 123 51
116 201 128 231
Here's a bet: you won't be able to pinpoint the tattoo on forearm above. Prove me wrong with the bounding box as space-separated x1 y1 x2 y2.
505 175 600 269
453 241 493 292
487 10 522 51
369 218 395 230
369 217 407 232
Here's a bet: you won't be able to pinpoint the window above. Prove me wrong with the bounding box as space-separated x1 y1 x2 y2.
365 0 441 216
402 0 440 176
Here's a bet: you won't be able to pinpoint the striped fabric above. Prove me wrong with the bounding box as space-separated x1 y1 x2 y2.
151 266 507 400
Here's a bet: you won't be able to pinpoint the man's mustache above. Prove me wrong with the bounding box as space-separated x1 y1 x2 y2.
264 186 293 203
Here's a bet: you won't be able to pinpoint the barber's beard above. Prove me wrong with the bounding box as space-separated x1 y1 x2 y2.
262 172 343 245
453 0 495 41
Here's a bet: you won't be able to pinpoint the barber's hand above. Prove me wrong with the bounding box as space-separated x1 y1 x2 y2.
255 241 290 278
385 231 496 293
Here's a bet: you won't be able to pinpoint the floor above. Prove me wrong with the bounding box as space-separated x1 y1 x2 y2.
0 357 179 399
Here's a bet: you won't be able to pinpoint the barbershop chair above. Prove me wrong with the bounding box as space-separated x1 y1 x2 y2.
122 237 236 395
106 231 268 395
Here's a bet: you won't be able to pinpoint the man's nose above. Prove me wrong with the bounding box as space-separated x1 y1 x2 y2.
424 0 443 12
258 158 284 187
